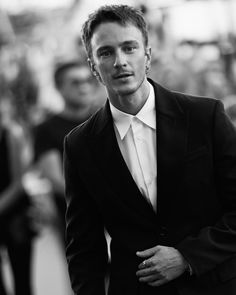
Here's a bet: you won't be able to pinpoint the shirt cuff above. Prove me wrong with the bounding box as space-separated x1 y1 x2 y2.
186 263 193 276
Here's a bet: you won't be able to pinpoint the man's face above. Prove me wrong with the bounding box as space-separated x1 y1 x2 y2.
59 66 95 109
90 22 151 99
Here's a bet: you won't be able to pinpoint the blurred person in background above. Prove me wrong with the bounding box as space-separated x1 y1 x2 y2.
0 97 36 295
64 4 236 295
33 59 105 245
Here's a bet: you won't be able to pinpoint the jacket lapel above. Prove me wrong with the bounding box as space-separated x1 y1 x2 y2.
87 101 157 222
151 80 188 215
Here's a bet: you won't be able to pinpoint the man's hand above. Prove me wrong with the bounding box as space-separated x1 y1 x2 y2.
136 245 188 287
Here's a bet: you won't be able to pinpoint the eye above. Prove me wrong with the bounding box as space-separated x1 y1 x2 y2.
124 46 136 53
99 50 112 58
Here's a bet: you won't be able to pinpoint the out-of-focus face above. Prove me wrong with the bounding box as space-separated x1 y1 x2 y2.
59 66 95 109
90 22 151 107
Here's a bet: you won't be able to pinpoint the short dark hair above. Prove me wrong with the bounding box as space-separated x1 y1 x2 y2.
81 5 149 59
54 60 88 89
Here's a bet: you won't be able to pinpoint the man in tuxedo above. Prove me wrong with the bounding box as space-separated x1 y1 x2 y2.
64 5 236 295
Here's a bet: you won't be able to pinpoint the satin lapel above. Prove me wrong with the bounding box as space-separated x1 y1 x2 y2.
151 81 188 214
86 102 157 222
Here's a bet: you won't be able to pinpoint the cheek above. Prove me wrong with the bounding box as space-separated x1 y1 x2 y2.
133 57 146 70
98 65 111 80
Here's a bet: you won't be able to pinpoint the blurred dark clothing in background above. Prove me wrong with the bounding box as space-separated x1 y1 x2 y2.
33 113 87 244
0 122 36 295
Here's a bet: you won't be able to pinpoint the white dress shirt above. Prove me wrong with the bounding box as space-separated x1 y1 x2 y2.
110 83 157 211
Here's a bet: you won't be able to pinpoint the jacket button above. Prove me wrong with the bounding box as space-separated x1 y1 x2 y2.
160 226 167 237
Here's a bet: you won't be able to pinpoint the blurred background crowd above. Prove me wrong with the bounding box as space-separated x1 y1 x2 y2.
0 0 236 294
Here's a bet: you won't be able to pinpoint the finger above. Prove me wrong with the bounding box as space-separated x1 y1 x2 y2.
138 273 164 283
136 267 156 277
136 246 159 258
148 278 169 287
138 257 154 269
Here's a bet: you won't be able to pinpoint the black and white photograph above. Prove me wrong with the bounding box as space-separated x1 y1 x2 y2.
0 0 236 294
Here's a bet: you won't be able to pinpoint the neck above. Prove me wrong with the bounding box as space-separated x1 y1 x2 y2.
108 78 150 115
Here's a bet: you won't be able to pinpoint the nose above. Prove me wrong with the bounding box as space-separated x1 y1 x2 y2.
113 50 127 68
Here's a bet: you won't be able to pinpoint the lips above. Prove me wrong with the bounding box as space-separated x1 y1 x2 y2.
113 72 133 79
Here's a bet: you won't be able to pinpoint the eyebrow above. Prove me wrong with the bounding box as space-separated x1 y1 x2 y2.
97 46 113 53
122 40 139 46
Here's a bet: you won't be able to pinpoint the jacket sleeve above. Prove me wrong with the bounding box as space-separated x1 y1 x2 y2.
177 100 236 276
63 135 108 295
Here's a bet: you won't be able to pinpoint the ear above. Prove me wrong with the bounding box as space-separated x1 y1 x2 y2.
87 58 97 76
145 46 151 69
87 58 103 84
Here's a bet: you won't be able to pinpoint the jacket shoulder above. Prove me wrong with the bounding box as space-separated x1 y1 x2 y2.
65 106 104 145
173 89 222 113
150 79 222 117
177 93 226 133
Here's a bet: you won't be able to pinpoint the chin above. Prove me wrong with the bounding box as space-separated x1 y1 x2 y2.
115 84 138 96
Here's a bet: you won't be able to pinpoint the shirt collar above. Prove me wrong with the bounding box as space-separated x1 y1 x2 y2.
110 82 156 140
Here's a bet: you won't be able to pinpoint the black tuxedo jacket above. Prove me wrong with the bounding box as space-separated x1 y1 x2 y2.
64 79 236 295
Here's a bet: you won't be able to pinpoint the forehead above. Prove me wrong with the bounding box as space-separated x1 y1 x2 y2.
91 22 144 51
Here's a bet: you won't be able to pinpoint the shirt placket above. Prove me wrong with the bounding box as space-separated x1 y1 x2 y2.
131 118 150 201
